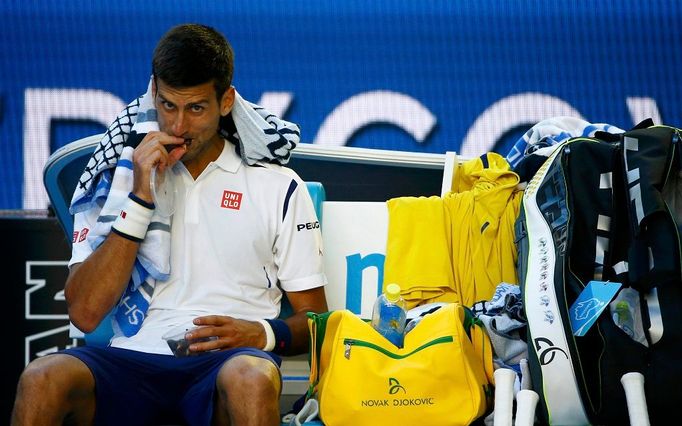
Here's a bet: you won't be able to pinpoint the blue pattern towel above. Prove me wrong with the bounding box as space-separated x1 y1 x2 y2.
504 116 623 168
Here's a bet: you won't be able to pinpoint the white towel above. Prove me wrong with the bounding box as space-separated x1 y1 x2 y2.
92 147 171 337
71 77 300 213
69 78 301 336
287 398 320 426
505 116 624 168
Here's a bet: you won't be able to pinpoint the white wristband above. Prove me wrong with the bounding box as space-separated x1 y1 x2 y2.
257 319 276 352
112 195 155 241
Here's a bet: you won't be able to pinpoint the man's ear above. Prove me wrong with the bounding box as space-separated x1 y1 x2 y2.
220 86 236 116
152 77 157 98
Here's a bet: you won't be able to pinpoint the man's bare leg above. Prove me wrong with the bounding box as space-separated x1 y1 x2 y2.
213 355 282 426
12 354 96 426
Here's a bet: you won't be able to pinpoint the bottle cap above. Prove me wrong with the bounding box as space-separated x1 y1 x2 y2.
385 283 401 302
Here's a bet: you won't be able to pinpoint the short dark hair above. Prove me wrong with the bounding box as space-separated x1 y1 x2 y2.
152 24 234 100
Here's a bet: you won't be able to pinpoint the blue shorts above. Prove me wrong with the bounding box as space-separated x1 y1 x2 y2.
61 346 282 426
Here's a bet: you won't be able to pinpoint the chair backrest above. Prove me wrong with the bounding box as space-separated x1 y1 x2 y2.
42 134 326 345
43 134 102 240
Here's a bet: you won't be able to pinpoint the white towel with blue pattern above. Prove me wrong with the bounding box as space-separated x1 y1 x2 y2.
94 145 170 337
504 116 623 168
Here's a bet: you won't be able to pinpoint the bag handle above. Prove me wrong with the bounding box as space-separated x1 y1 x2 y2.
462 306 494 384
306 311 334 400
306 312 320 400
471 318 495 385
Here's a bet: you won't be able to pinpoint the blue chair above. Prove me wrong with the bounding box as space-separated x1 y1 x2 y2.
43 135 102 240
43 133 326 345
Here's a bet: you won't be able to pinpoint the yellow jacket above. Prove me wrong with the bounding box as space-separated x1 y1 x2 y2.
384 152 522 308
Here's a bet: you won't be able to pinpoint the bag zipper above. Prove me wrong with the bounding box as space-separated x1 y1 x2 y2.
343 335 453 360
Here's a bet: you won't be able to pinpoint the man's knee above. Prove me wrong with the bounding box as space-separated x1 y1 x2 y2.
17 354 93 398
218 355 281 396
213 355 281 425
18 355 65 393
13 354 95 425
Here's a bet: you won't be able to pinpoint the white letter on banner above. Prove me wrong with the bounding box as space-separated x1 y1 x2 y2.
313 90 436 146
257 92 294 118
460 92 584 158
23 88 125 210
626 97 662 126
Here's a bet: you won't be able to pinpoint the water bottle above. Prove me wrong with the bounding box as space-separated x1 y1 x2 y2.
371 283 407 348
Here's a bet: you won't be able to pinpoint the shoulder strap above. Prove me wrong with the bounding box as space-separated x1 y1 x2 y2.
622 125 682 289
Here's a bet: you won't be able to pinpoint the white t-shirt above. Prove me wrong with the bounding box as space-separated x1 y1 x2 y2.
70 142 327 354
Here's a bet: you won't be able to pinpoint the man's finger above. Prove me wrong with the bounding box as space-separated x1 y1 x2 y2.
189 337 230 353
167 144 187 165
161 136 187 152
194 315 231 326
186 325 216 341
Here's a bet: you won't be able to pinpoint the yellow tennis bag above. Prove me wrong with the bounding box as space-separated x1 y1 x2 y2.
306 303 494 426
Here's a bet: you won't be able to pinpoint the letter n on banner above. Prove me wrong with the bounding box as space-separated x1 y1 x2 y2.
345 253 384 314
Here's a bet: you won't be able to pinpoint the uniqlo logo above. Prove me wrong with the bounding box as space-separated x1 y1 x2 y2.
73 227 89 243
120 210 127 219
221 190 243 210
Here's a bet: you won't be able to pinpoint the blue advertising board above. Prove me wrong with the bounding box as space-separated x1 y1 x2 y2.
2 1 682 209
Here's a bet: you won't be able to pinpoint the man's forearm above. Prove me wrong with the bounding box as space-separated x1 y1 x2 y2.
65 232 140 333
284 312 313 355
283 286 328 355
